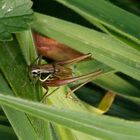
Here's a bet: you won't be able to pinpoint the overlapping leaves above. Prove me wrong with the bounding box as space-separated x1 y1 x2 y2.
0 0 33 40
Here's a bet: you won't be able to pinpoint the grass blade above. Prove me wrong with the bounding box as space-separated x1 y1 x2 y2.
0 74 38 140
0 94 139 140
56 0 140 44
0 124 17 140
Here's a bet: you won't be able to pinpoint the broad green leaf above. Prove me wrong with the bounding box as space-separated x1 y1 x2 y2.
56 0 140 44
50 123 77 140
105 29 140 53
105 0 140 16
54 123 102 140
0 124 17 140
0 74 38 140
32 13 140 82
0 94 140 140
0 0 34 41
0 38 39 100
3 107 38 140
44 122 61 140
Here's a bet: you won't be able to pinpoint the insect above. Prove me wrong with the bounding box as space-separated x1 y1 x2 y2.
31 54 102 98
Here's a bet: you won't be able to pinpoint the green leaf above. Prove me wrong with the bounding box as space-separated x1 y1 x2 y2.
47 86 103 140
32 13 140 81
0 124 18 140
16 30 38 65
3 107 38 140
76 86 140 120
0 94 140 140
50 123 77 140
0 74 38 140
0 0 34 41
0 31 48 140
56 0 140 44
74 60 140 101
0 38 39 100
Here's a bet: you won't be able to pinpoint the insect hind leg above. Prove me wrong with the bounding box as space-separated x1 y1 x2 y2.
55 53 92 66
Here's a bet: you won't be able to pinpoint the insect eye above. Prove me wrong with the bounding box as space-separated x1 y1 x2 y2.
32 71 40 77
32 71 37 74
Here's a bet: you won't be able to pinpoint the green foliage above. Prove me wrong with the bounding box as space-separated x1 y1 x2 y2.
0 0 140 140
56 0 140 44
0 0 33 41
0 124 17 140
0 94 140 140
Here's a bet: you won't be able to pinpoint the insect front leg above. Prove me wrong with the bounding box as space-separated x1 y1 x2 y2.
40 86 48 102
39 74 52 82
31 55 43 66
41 86 60 102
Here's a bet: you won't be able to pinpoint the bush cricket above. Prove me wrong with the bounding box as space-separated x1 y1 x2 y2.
30 53 102 99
